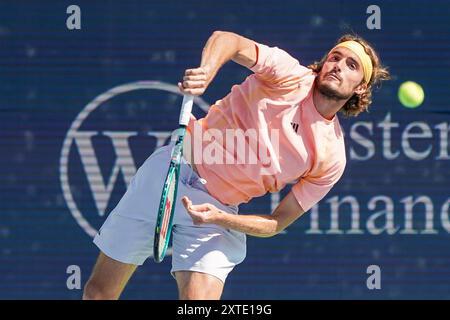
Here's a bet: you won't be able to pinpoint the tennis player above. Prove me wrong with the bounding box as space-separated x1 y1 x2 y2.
83 31 389 300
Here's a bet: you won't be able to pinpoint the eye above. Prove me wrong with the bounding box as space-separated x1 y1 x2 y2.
348 61 357 70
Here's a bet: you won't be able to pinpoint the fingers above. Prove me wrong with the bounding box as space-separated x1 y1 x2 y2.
189 204 211 212
183 74 207 81
178 82 205 96
178 67 209 96
180 80 204 89
182 196 191 208
181 196 218 226
182 196 211 212
182 196 202 225
185 67 207 76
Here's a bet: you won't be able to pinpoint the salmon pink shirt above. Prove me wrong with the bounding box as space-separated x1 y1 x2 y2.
187 42 346 212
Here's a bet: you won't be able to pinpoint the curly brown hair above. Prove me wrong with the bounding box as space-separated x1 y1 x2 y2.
308 34 391 117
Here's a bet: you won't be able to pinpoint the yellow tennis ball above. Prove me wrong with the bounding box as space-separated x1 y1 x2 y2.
398 81 424 108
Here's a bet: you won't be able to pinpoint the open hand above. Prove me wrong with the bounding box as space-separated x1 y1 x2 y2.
181 196 220 225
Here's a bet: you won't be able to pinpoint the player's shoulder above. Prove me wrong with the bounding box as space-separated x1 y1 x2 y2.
256 42 300 65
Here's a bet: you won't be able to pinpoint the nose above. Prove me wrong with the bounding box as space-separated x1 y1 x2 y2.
333 61 343 73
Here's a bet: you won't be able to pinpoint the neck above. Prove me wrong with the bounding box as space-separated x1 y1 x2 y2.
312 87 346 121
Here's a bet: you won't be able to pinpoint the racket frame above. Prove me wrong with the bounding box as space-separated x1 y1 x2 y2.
153 95 194 263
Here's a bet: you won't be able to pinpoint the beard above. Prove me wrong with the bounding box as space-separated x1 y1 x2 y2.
316 77 353 101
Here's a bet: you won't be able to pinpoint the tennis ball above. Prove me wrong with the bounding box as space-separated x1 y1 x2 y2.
398 81 424 108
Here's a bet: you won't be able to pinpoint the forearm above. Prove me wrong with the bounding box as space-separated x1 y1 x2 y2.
178 31 255 96
213 211 279 238
183 191 305 239
200 31 242 78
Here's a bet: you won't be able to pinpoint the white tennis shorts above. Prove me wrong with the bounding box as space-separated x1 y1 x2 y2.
93 140 246 283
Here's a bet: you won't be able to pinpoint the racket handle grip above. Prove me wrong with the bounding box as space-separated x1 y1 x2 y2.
179 95 194 126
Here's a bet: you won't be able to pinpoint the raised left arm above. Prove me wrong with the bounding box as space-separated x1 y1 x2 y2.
181 191 306 238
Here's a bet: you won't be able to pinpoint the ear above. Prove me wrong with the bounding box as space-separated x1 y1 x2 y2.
354 82 367 96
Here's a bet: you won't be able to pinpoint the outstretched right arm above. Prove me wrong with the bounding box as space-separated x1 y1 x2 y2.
178 31 257 96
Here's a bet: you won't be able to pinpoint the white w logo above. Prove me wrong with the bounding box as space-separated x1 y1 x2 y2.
60 81 209 237
73 131 171 216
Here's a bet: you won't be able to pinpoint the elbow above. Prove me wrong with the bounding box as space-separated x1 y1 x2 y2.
258 233 276 238
207 31 226 44
211 30 227 38
260 220 283 238
212 30 224 36
269 226 285 238
260 231 281 238
268 219 288 238
209 30 232 44
211 30 238 40
212 30 233 36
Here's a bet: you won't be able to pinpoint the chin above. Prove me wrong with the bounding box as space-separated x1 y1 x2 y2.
318 81 342 98
316 76 353 100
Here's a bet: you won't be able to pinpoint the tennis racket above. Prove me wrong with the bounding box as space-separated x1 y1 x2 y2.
153 94 194 263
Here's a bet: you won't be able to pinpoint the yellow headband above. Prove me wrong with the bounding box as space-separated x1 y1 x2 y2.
331 41 373 84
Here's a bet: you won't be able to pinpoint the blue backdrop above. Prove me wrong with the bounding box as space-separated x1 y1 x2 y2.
1 0 449 299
